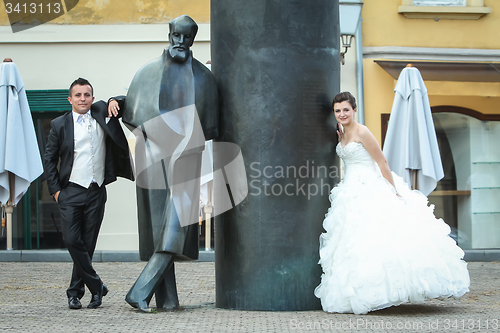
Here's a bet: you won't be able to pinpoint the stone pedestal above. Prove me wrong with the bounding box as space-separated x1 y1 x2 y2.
212 0 341 310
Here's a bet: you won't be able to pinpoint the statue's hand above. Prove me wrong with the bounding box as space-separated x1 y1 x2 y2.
108 99 120 118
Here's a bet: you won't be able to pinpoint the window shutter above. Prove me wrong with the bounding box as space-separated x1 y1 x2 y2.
26 90 71 113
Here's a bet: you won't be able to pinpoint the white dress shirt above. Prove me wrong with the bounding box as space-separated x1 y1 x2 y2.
68 110 106 188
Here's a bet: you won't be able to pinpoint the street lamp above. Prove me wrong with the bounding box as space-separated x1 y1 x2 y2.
339 0 363 65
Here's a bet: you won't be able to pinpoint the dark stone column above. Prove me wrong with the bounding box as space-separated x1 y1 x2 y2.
211 0 341 311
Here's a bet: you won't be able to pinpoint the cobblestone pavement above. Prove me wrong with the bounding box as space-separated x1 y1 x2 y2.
0 261 499 332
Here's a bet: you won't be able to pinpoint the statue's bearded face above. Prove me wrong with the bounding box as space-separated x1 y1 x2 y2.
168 24 195 63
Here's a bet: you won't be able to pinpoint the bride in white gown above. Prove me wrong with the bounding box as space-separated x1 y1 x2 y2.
314 92 470 315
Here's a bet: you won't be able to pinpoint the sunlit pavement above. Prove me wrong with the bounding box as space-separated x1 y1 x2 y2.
0 261 499 332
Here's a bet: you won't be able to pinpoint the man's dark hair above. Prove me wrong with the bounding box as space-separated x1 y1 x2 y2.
69 78 93 97
332 91 357 110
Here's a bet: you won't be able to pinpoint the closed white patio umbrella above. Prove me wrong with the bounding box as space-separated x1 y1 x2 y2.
382 64 444 197
0 59 44 249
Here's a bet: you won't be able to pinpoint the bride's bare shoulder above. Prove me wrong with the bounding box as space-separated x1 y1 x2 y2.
356 124 378 145
356 124 372 137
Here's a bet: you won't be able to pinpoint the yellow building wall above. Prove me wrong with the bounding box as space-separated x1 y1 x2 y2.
363 59 396 143
363 0 499 50
362 0 500 144
0 0 210 25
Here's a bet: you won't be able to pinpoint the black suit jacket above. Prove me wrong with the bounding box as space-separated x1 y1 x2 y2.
44 97 134 195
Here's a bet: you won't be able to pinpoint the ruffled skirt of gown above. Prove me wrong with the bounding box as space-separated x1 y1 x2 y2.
314 144 470 315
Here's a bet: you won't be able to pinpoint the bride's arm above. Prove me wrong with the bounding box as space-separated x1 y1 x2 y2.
358 125 397 189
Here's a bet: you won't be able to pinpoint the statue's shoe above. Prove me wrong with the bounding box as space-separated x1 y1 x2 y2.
157 304 179 312
125 294 152 313
155 293 179 311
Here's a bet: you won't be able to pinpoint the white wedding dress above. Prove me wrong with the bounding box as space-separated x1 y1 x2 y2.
314 142 470 315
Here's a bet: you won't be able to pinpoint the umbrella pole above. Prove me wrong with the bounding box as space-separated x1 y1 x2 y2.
5 204 13 250
6 172 15 250
411 169 419 191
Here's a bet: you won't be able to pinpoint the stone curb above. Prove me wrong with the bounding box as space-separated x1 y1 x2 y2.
0 249 215 262
0 249 498 262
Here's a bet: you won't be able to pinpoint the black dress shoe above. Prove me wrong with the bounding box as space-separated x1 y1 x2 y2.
68 296 82 309
87 284 108 309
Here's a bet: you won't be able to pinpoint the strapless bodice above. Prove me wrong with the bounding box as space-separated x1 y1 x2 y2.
336 142 381 183
336 142 376 165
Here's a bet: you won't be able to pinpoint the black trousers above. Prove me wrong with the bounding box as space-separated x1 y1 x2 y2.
58 183 106 298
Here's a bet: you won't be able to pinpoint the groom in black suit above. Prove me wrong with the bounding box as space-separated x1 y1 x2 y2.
44 78 134 309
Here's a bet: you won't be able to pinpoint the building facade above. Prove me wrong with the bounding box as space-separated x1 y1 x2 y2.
360 0 500 249
2 0 498 251
0 0 212 251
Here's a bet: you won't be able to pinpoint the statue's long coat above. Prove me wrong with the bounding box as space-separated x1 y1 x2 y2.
122 50 219 261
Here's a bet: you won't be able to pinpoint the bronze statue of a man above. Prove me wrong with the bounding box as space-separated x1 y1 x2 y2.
112 15 219 312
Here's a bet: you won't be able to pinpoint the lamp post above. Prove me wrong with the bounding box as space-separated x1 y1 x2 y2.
339 0 363 65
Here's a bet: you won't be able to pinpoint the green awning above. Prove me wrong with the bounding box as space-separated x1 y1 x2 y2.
26 90 71 113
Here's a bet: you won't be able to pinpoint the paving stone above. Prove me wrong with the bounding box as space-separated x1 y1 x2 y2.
0 261 498 332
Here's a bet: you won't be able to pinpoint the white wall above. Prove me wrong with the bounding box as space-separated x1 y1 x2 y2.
340 40 358 101
0 24 211 100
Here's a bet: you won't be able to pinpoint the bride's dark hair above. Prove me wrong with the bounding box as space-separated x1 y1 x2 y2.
332 92 357 110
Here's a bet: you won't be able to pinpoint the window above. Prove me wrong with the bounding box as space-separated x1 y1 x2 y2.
15 90 71 250
382 108 500 249
399 0 491 20
413 0 465 6
431 112 500 249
